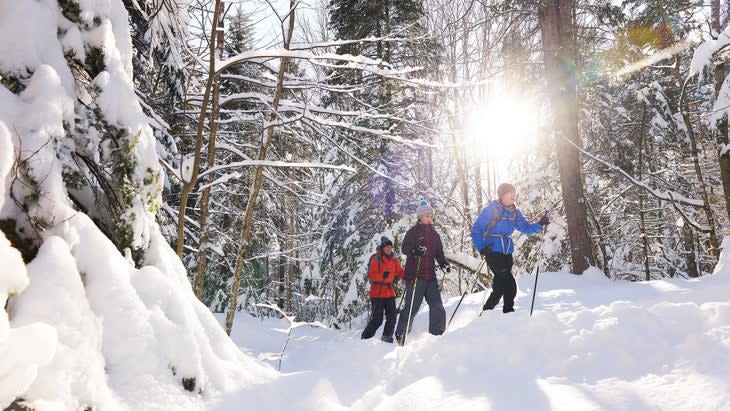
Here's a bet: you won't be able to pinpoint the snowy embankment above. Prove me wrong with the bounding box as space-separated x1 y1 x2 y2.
218 240 730 411
0 1 277 409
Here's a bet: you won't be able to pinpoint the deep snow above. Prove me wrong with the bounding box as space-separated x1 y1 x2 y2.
216 245 730 411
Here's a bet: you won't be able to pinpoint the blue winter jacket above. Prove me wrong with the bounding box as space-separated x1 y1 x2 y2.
471 200 543 255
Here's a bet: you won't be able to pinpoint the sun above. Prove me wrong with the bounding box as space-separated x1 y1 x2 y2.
465 92 539 162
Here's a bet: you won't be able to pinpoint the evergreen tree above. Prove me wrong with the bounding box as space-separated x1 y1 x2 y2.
322 0 444 322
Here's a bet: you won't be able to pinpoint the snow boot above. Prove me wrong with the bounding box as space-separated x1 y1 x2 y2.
395 333 405 346
381 335 394 343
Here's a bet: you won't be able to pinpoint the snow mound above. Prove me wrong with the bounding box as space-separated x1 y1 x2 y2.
219 253 730 410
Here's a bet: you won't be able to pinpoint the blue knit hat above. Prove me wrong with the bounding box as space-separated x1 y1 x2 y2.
380 236 393 248
416 199 434 218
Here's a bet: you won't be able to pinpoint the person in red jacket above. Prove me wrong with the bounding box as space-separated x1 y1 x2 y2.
361 236 405 343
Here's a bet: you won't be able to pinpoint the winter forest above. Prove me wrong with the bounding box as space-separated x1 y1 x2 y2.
2 0 730 410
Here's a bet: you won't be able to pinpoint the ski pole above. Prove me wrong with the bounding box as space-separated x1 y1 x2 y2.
446 258 485 329
402 255 422 346
477 265 493 317
530 263 540 317
530 225 548 317
396 288 405 313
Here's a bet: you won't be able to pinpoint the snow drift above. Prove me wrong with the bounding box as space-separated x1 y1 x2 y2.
0 1 275 409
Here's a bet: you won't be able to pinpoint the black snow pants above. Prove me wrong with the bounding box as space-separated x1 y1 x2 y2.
361 298 397 340
482 252 517 313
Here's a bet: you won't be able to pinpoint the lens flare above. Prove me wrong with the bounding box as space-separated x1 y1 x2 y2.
465 90 539 162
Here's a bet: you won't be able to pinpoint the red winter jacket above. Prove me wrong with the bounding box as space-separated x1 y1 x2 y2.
368 248 405 298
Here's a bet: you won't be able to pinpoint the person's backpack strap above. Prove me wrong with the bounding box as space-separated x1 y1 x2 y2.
368 253 380 275
484 203 519 238
485 205 499 235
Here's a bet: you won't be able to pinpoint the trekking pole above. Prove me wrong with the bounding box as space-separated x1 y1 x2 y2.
402 255 422 346
446 258 485 329
529 264 540 317
530 222 548 317
477 265 493 317
396 288 405 313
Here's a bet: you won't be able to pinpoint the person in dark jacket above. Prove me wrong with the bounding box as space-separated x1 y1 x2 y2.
471 183 550 313
395 200 450 345
362 236 405 343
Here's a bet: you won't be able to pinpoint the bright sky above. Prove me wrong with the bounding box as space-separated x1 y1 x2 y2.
465 89 540 163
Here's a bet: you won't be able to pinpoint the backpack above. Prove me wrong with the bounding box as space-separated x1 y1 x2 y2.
484 202 519 238
368 253 381 274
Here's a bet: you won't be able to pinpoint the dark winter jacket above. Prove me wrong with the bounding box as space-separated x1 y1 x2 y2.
368 248 404 298
471 200 542 255
401 223 447 281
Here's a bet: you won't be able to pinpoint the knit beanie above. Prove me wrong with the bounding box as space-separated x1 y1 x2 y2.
380 236 393 248
416 200 434 218
497 183 516 198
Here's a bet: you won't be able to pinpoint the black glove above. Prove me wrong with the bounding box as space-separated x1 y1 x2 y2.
538 214 551 226
479 246 490 258
439 261 450 273
383 271 390 279
411 245 426 257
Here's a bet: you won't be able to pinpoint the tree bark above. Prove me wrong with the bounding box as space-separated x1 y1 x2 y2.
175 0 223 256
681 223 699 278
712 0 730 221
538 0 595 274
225 0 297 335
674 60 721 257
637 107 651 281
193 1 225 299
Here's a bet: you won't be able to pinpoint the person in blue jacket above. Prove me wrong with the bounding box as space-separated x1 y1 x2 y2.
471 183 550 313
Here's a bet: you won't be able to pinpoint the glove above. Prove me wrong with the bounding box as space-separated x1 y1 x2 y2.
479 246 490 258
411 245 426 257
538 214 551 226
383 271 390 279
439 261 451 273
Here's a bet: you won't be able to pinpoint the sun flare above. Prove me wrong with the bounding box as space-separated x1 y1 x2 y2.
465 92 539 162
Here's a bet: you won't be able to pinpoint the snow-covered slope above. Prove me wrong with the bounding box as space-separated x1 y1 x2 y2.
0 1 276 409
219 243 730 410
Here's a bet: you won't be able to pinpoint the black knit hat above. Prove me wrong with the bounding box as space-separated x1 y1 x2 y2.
497 183 516 198
380 236 393 248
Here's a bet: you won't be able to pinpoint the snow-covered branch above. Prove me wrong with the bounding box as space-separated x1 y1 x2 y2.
197 160 355 180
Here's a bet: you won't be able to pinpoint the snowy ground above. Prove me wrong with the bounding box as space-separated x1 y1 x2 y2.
215 246 730 411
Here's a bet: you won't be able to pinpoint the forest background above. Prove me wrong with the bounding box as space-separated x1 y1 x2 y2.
4 0 730 334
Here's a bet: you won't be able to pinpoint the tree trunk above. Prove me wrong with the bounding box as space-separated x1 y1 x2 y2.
286 212 295 311
586 201 609 277
175 0 223 256
712 0 730 221
475 161 483 212
225 0 297 335
193 2 225 299
674 58 721 257
278 253 286 309
637 109 651 281
681 223 699 278
538 0 595 274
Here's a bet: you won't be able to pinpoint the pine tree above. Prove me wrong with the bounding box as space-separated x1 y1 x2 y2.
321 0 443 321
